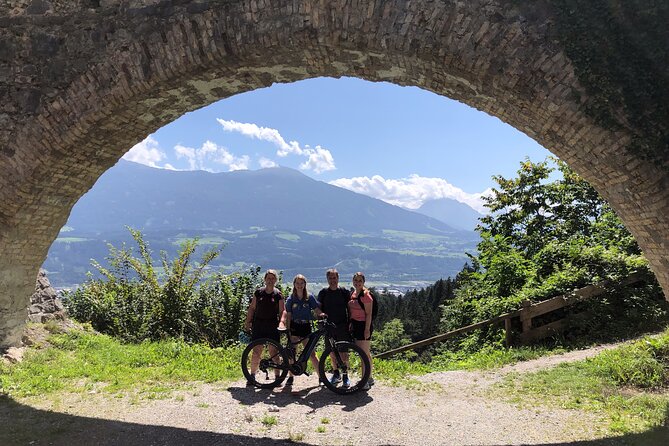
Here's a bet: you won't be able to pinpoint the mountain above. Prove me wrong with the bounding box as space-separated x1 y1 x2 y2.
65 160 458 235
415 198 484 231
45 161 479 288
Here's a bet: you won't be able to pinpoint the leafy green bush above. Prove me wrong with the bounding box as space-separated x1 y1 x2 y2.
439 158 668 352
63 228 262 346
372 318 415 359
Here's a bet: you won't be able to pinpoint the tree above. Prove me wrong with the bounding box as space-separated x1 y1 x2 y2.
440 157 666 348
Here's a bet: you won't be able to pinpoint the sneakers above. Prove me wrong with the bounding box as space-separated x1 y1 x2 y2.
341 374 350 388
368 377 375 386
329 370 342 385
285 376 294 386
362 381 371 390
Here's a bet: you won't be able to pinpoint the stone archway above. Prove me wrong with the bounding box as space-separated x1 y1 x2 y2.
1 0 667 347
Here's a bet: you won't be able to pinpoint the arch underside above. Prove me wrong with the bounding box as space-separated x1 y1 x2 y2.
0 0 667 347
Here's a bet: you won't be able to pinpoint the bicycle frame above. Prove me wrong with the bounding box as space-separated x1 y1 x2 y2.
276 321 340 375
243 318 370 393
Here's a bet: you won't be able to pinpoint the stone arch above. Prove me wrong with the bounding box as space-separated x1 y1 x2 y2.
1 0 667 347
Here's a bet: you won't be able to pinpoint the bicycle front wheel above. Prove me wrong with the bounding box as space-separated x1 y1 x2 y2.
241 338 289 389
319 341 370 394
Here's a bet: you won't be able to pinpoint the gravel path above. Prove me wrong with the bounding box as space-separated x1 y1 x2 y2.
1 342 658 446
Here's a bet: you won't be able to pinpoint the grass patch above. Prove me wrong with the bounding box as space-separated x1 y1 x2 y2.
431 345 562 371
0 328 242 400
261 415 277 427
373 345 556 384
288 430 305 441
495 329 669 434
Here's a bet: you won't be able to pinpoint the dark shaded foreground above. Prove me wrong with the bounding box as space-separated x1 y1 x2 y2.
0 394 302 446
1 394 666 446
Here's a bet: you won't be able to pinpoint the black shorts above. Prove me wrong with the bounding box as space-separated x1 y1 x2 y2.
329 322 352 342
290 322 312 339
351 320 373 341
252 324 279 342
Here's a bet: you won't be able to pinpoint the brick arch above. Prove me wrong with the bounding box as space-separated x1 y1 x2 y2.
1 1 667 347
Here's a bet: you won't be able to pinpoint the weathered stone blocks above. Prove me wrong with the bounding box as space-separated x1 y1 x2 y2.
0 0 667 347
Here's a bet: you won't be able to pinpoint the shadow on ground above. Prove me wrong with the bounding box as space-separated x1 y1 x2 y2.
227 381 373 413
0 394 303 446
2 394 666 446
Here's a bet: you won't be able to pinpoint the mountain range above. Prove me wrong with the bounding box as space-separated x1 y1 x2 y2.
416 198 483 231
44 161 480 288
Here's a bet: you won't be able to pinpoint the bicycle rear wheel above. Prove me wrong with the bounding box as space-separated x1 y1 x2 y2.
318 341 370 394
241 338 288 389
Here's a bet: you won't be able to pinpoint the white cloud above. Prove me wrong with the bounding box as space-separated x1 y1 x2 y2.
259 157 278 168
329 174 491 213
175 140 249 172
217 119 336 173
299 145 336 174
123 136 166 168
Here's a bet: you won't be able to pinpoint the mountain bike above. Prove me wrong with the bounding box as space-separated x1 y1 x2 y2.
241 318 370 394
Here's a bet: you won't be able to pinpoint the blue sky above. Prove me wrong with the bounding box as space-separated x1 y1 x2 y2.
123 77 551 213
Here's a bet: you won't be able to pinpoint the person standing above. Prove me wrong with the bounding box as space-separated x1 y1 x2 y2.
244 269 285 385
317 268 351 386
279 274 323 385
349 271 374 390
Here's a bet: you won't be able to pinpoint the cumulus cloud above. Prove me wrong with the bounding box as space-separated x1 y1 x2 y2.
123 136 166 168
299 146 336 173
329 174 491 213
259 157 278 168
217 119 336 173
175 140 249 171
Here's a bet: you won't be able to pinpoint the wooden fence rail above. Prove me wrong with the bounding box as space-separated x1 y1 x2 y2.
375 272 644 359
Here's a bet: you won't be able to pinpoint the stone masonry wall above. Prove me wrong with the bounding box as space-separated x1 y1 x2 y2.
0 0 667 347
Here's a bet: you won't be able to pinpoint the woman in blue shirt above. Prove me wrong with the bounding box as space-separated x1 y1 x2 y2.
279 274 323 385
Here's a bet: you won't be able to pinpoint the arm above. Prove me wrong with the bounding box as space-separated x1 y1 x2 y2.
363 290 373 339
278 296 286 318
308 294 325 318
279 310 292 330
244 294 257 332
279 296 291 329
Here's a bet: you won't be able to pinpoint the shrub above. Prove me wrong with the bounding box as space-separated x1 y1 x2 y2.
63 228 262 346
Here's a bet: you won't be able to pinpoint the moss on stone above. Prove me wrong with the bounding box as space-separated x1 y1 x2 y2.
550 0 669 165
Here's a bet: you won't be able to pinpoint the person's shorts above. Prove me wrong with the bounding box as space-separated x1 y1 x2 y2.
252 324 280 342
290 322 312 339
351 320 373 341
329 322 353 342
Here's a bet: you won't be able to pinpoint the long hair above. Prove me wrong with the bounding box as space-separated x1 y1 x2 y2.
353 271 367 296
292 274 309 300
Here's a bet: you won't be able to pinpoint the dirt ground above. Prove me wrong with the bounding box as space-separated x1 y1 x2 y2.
3 342 668 446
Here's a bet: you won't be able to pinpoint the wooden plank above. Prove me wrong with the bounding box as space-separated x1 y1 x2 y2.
375 309 520 359
504 318 513 347
518 319 567 344
520 277 635 321
522 295 574 320
375 273 645 357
